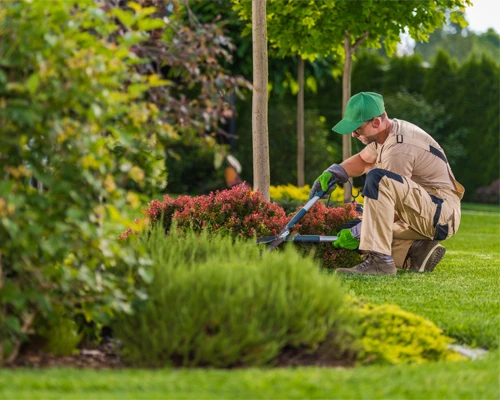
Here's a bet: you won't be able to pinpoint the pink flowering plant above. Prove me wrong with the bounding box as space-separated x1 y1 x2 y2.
121 184 361 269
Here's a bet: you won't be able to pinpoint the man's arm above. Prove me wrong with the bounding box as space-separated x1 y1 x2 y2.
340 149 376 178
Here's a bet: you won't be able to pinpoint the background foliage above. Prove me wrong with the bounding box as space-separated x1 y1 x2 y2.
0 0 248 363
0 0 162 362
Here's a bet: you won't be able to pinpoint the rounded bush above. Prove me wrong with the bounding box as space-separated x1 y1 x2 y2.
113 227 358 368
355 302 464 365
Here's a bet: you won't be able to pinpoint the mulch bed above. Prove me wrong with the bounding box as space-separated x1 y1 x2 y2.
9 340 124 369
8 338 355 369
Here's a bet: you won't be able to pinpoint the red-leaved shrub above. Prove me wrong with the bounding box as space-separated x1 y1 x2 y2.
119 183 288 241
120 184 361 269
294 201 362 269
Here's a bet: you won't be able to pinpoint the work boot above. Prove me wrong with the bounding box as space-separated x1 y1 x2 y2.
336 252 397 275
404 240 446 272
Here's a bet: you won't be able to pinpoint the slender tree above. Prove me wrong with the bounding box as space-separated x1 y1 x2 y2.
233 0 342 188
252 0 270 200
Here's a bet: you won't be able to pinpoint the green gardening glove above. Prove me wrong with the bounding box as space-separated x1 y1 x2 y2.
333 229 360 250
318 171 333 191
309 172 334 200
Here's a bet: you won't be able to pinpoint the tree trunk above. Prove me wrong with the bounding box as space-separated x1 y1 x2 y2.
342 33 353 204
297 55 304 187
252 0 270 201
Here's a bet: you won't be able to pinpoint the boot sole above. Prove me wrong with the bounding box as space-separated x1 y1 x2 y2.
419 244 446 272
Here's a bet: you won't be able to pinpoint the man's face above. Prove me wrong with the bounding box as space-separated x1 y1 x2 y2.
351 118 379 145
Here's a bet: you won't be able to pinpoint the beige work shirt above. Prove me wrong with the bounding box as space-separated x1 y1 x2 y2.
362 119 463 200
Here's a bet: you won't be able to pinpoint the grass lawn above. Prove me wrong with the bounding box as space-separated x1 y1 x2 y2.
340 207 500 349
0 205 498 400
0 351 498 400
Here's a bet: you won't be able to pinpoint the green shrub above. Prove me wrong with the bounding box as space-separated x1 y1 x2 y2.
113 227 359 368
0 0 247 364
0 0 165 363
41 318 83 357
355 301 464 365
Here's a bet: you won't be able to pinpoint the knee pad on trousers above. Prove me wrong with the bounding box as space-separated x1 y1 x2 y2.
363 168 403 200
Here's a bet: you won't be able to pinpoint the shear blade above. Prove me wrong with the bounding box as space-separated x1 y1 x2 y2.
267 237 285 251
256 235 278 245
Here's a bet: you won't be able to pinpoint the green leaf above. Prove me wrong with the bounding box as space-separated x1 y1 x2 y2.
138 267 153 284
5 316 21 334
26 73 40 94
112 9 135 28
137 18 165 31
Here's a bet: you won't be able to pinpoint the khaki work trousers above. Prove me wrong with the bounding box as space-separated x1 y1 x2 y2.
359 168 461 268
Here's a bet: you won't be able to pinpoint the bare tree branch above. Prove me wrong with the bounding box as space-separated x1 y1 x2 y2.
352 30 370 52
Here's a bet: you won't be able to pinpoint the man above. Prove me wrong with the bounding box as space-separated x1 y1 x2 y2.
309 92 464 275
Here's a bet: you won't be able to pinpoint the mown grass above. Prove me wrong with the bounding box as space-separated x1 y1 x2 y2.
340 209 500 349
461 202 499 213
0 351 498 400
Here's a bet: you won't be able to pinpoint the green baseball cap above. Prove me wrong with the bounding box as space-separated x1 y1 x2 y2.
332 92 385 134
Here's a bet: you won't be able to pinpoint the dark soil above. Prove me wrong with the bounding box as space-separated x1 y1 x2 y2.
9 340 124 369
9 337 355 369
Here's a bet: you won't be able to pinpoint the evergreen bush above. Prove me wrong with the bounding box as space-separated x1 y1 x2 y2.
113 227 359 367
354 301 464 365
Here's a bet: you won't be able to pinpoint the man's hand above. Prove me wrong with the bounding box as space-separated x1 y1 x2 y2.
309 172 332 199
333 229 360 250
308 164 349 199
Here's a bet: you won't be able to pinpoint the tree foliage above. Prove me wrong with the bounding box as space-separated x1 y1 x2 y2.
106 0 250 139
232 0 346 187
233 0 341 61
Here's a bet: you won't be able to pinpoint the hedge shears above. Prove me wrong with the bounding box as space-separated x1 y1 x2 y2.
257 178 339 250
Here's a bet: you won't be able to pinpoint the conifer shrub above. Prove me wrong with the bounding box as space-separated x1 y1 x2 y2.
354 301 464 365
113 227 359 368
120 184 361 269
